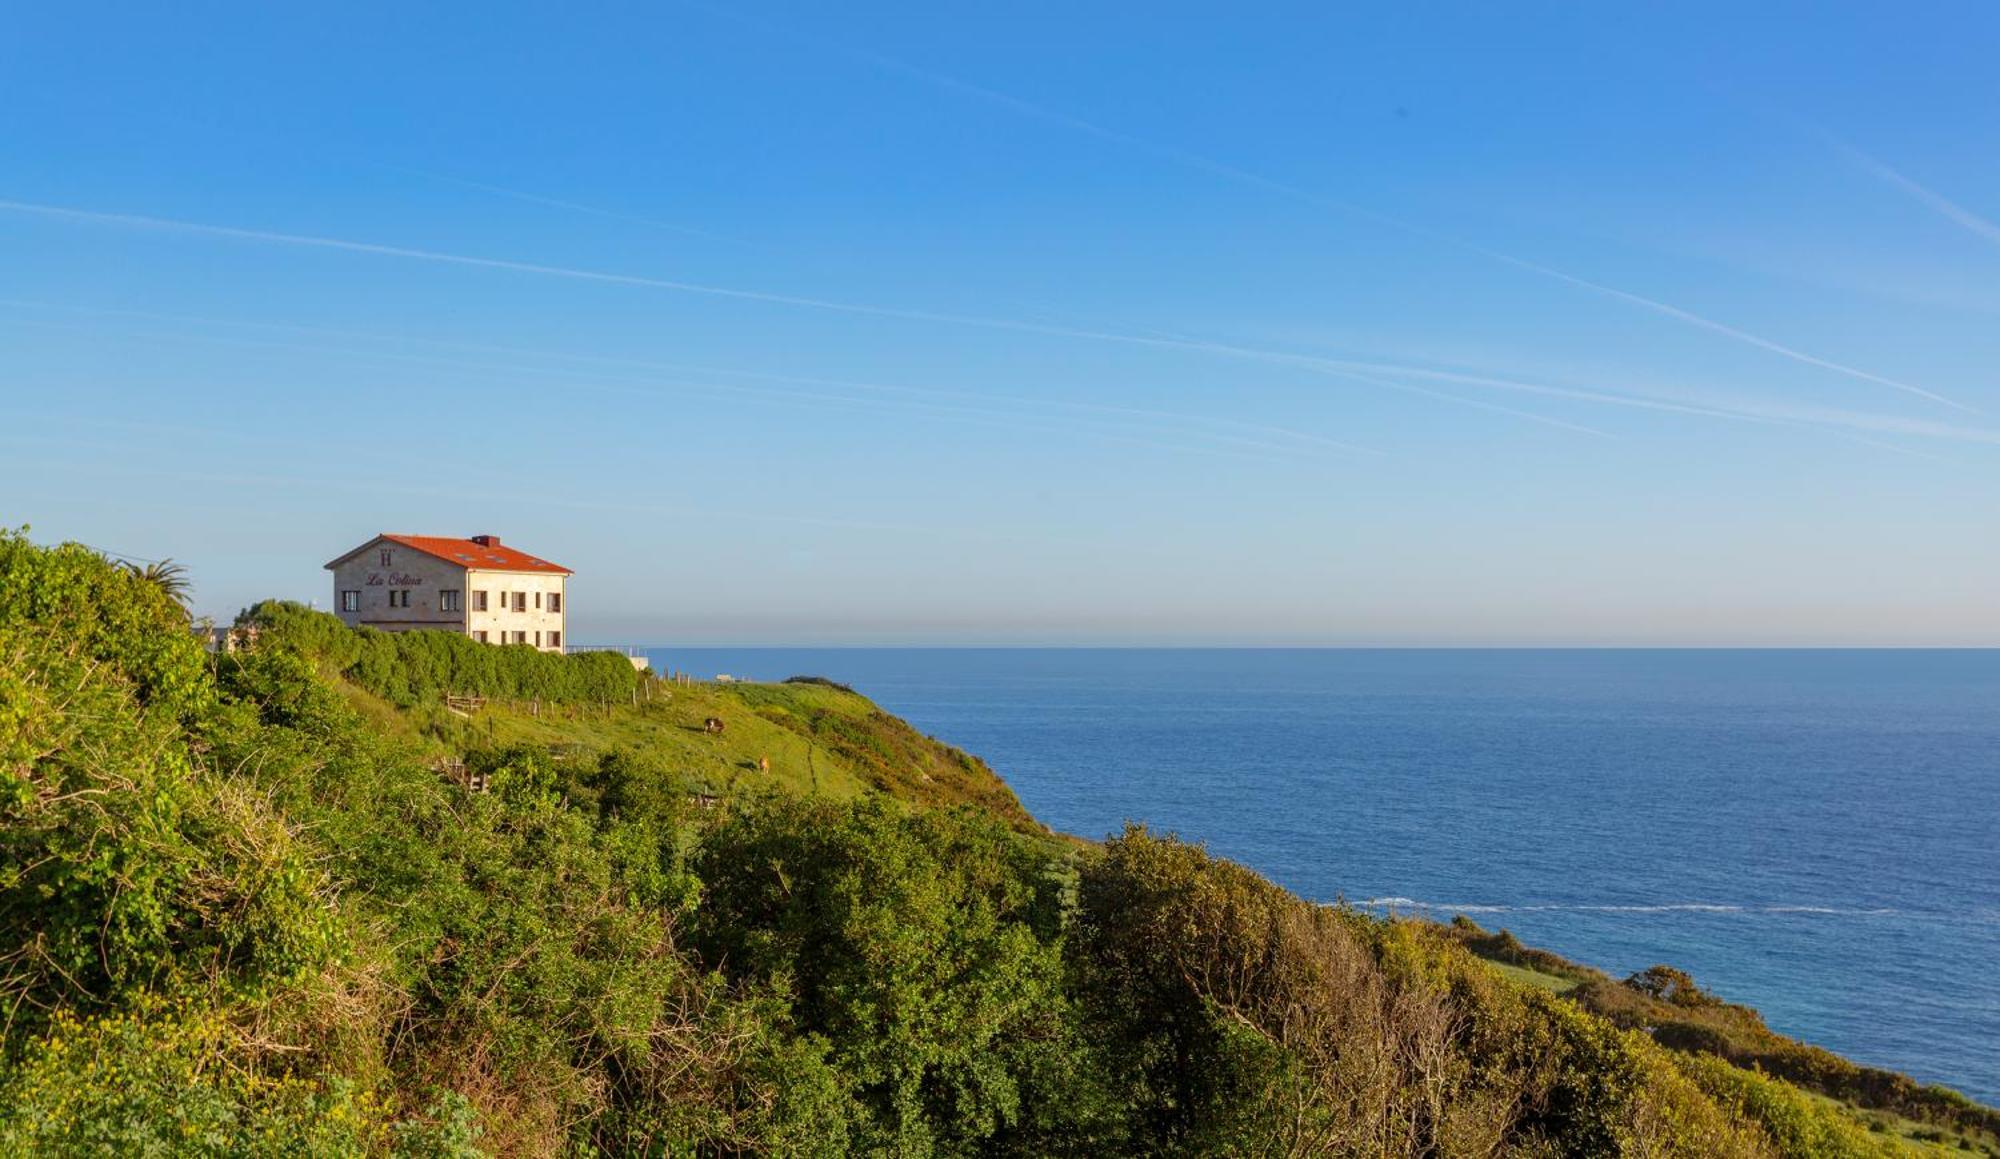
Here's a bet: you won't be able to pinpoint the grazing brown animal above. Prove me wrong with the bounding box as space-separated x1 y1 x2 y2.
757 755 770 773
703 716 725 734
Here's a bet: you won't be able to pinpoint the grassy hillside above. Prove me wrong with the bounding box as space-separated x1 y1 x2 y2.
238 596 1040 832
1 530 1991 1156
325 659 1041 831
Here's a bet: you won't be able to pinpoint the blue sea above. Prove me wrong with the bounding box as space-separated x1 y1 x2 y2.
644 647 2000 1105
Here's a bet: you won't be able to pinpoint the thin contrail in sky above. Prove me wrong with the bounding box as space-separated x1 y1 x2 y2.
1233 342 2000 445
1308 358 1769 423
1830 140 2000 251
0 297 1379 458
7 291 1985 447
755 19 1964 411
0 450 1082 544
1310 366 1612 438
0 199 980 323
0 197 1589 434
0 309 1368 465
393 167 740 243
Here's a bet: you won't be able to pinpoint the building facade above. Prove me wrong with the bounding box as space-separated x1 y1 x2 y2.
324 534 571 651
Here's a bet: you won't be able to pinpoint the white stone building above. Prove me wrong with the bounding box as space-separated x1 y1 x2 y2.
324 534 572 651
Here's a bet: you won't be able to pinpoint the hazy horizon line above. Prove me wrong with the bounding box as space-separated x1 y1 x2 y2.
592 641 2000 651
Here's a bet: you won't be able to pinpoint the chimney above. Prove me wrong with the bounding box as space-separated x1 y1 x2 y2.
471 534 501 547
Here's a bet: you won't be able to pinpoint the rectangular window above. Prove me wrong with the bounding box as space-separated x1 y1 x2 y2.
534 630 542 648
388 589 410 608
473 630 487 643
548 592 561 613
440 590 461 612
534 591 542 610
515 631 528 645
379 549 392 567
340 590 360 612
514 592 527 613
474 590 488 611
549 630 561 649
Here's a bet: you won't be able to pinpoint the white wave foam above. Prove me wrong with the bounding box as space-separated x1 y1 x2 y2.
1580 904 1743 913
1354 898 1900 918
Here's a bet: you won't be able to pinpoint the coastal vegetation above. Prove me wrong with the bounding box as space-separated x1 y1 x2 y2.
1443 919 2000 1153
0 529 1991 1155
239 599 647 707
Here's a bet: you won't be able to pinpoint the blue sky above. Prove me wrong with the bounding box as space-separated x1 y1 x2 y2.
4 2 1999 644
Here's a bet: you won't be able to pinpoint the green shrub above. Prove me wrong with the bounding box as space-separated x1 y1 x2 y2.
0 528 214 721
1630 963 1723 1008
0 1004 419 1157
240 600 641 706
1073 827 1772 1157
692 795 1101 1154
0 610 343 1028
1676 1052 1884 1157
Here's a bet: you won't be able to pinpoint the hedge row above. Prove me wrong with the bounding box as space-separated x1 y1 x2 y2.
240 600 644 705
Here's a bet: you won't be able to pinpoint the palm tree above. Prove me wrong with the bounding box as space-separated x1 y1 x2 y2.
125 558 192 611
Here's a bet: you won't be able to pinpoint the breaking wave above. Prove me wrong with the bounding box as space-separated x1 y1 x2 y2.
1354 897 1899 917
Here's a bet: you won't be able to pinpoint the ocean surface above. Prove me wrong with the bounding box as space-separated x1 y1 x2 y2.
643 647 2000 1104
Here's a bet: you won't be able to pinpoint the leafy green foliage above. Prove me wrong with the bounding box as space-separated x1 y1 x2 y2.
0 531 1981 1155
0 528 214 721
1445 912 1602 986
1629 963 1723 1008
239 599 641 706
693 796 1103 1154
1676 1052 1883 1158
0 534 341 1027
1073 826 1778 1156
1447 914 2000 1147
0 1004 434 1156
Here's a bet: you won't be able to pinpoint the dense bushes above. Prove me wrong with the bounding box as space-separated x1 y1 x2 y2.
0 531 390 1148
1447 916 2000 1146
1 532 1974 1155
1675 1052 1881 1158
0 530 214 721
239 600 642 706
1444 913 1600 986
1627 964 1722 1008
0 1004 472 1156
692 797 1100 1154
1073 828 1778 1156
0 542 813 1153
0 534 342 1029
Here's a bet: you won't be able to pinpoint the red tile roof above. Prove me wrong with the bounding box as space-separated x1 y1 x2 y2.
327 534 572 574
